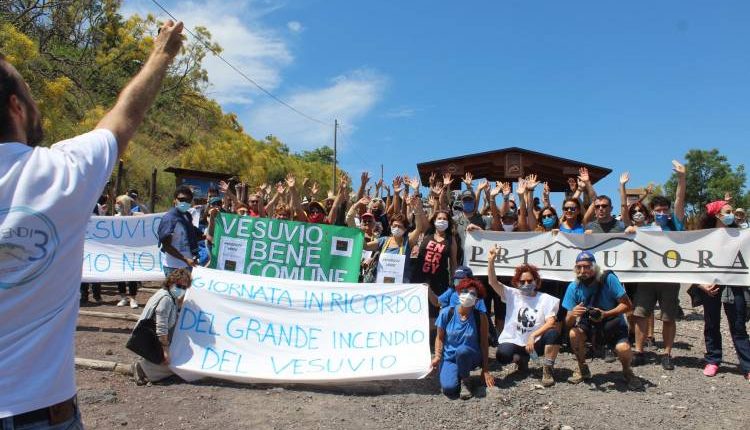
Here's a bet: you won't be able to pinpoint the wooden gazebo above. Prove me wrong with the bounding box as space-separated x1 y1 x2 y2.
416 147 611 192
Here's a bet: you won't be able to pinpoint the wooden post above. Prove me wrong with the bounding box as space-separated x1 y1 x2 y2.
78 310 139 322
150 168 157 213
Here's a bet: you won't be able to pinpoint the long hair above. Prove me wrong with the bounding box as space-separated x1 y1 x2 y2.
511 263 542 289
536 207 560 231
425 209 453 235
562 198 583 225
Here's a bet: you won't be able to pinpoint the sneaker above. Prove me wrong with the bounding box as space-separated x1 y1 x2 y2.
541 365 555 387
459 379 473 400
623 368 642 390
703 363 719 377
132 361 147 386
116 298 129 307
661 355 675 371
632 352 646 367
604 348 617 363
129 298 139 309
568 363 592 384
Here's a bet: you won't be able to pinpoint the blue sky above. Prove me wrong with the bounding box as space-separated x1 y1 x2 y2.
124 0 749 207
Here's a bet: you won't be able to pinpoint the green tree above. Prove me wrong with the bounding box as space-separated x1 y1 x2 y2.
665 149 747 214
298 146 335 164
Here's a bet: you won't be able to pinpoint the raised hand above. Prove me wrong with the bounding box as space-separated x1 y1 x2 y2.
477 179 489 192
502 182 512 197
672 160 686 176
443 173 454 188
393 176 404 193
517 178 527 196
408 176 421 191
578 167 590 183
302 177 311 188
218 180 229 194
338 175 349 193
360 171 371 185
525 174 539 190
487 244 501 261
285 173 296 189
646 183 654 195
724 191 732 201
275 182 286 195
490 181 503 197
357 196 371 207
543 182 550 196
567 177 578 192
429 172 437 187
430 183 444 196
619 172 630 185
311 182 320 196
463 172 474 187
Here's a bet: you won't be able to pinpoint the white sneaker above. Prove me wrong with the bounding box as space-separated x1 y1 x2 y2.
129 298 139 309
116 298 128 307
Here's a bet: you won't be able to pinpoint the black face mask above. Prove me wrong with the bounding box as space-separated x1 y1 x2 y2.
371 208 383 216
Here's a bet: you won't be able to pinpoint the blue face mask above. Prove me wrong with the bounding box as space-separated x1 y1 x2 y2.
720 214 735 226
176 201 191 213
462 201 475 212
169 285 186 300
542 217 556 229
654 213 670 226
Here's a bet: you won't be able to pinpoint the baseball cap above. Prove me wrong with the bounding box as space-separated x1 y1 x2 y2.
361 212 374 220
453 266 474 279
575 251 596 264
460 190 474 200
735 208 745 214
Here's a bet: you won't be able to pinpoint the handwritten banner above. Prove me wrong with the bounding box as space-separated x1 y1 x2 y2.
465 229 750 285
82 213 164 282
211 214 364 282
169 267 431 383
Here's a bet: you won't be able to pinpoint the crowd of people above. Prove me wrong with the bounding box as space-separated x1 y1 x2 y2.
138 160 750 398
2 17 748 429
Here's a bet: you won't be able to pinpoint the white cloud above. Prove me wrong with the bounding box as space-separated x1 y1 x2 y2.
247 69 387 150
287 21 304 33
122 0 292 105
384 107 416 118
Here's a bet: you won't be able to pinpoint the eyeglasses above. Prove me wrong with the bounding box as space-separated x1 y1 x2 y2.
563 206 577 212
176 196 191 203
594 204 610 209
575 264 592 270
519 279 535 285
542 214 555 219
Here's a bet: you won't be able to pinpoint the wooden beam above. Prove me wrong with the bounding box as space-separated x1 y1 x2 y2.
75 358 133 376
79 310 139 322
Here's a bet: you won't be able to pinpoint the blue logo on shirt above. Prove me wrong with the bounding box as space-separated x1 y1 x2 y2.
0 207 59 289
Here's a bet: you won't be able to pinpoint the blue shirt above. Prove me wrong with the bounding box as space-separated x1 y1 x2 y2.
435 306 480 361
559 222 585 234
562 272 626 317
438 288 488 313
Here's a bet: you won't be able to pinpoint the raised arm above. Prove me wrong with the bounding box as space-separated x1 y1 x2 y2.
357 171 370 201
327 176 349 224
579 168 597 225
672 160 686 222
619 172 631 226
97 20 184 155
516 178 530 231
408 194 428 247
487 244 508 302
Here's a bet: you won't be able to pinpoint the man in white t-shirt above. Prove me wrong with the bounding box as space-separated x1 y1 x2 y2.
0 21 183 428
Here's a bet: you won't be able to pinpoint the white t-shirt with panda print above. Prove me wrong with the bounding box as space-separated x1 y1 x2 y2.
497 285 559 346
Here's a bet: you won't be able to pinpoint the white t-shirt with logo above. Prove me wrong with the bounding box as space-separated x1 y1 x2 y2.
497 285 559 347
0 129 117 417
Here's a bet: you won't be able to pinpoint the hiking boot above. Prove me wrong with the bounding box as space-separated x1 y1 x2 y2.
459 378 473 400
623 368 642 390
541 365 555 387
132 361 147 386
632 352 646 367
604 348 617 363
568 363 592 384
661 355 675 371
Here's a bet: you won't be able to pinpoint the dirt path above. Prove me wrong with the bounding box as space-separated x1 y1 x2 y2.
75 285 749 430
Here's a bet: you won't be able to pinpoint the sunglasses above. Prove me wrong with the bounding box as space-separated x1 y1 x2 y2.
176 196 191 203
563 206 577 212
594 204 610 209
519 279 535 285
542 214 555 219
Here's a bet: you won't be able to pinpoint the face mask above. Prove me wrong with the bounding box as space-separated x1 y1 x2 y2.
542 217 556 229
115 204 123 214
435 220 449 231
462 201 475 212
391 227 404 238
169 285 186 300
502 223 515 232
458 292 477 308
176 201 190 213
654 213 669 226
371 208 383 216
720 214 735 226
519 282 536 296
631 211 645 223
309 213 325 223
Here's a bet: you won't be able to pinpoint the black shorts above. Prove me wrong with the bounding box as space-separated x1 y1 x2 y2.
577 317 629 349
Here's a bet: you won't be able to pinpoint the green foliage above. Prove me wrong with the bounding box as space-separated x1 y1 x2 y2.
665 149 747 214
1 0 340 210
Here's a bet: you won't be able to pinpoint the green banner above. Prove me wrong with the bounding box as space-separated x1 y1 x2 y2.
210 214 364 282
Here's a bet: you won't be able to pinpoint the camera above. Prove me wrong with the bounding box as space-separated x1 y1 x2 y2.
584 307 603 323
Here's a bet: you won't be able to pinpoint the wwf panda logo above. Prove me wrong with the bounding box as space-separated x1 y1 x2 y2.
517 307 538 330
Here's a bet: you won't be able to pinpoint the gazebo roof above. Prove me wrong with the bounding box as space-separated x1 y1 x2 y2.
416 147 611 192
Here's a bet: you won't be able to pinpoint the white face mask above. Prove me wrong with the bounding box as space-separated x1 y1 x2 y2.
631 211 645 223
115 204 123 214
458 291 477 308
434 219 449 232
502 223 515 232
391 227 404 238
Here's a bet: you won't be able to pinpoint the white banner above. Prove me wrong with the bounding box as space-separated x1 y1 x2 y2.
82 213 165 282
169 267 432 383
464 229 750 285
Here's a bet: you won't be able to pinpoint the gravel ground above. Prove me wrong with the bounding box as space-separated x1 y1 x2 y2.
75 284 749 430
